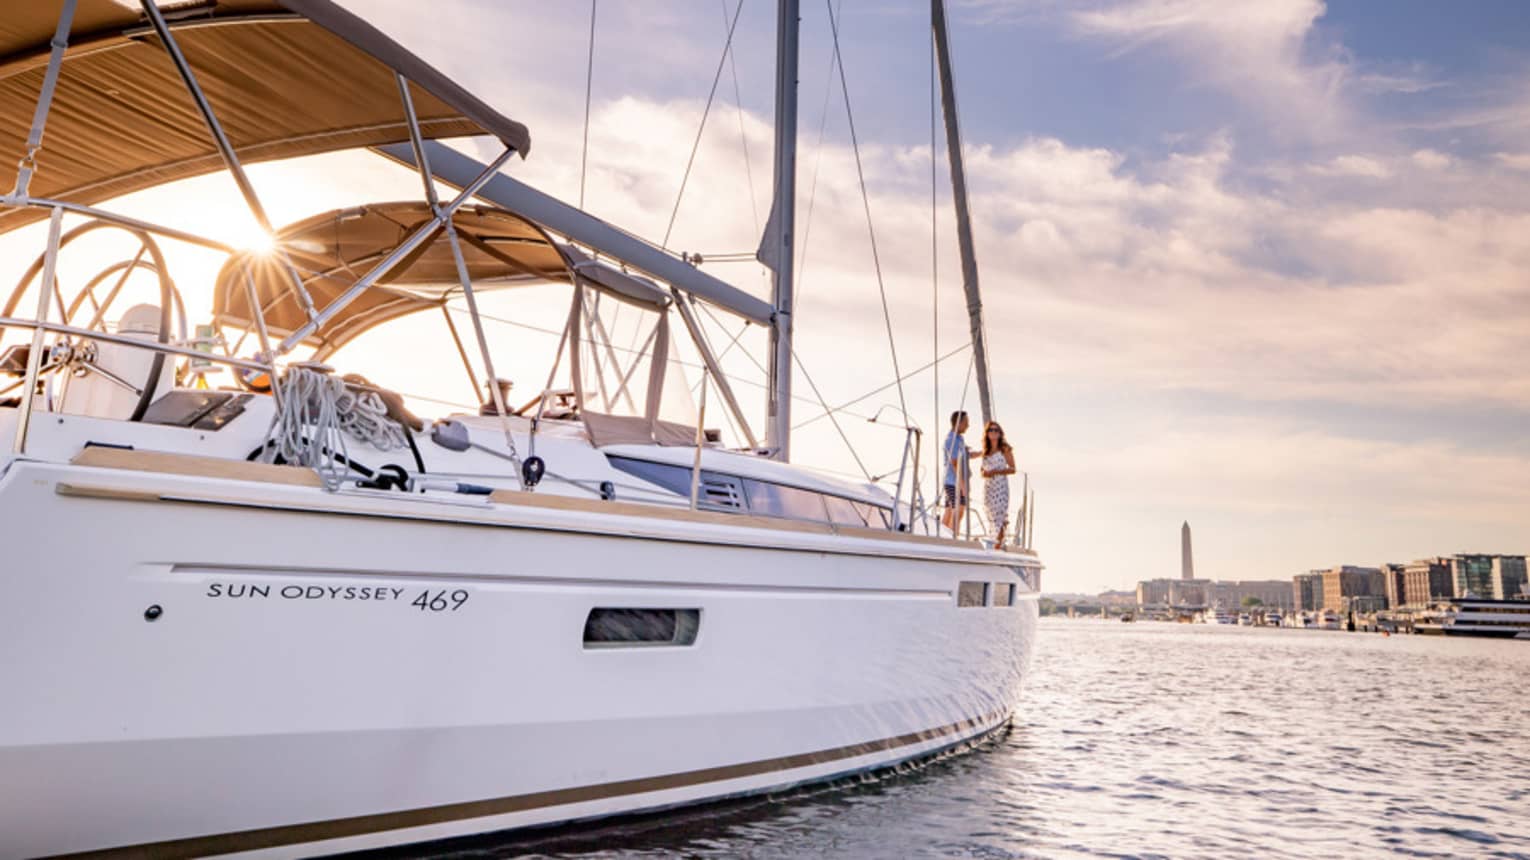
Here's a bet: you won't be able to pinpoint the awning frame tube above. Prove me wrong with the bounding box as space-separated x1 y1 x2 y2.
395 73 442 210
274 146 516 354
372 141 774 326
139 0 319 328
10 207 63 455
10 0 77 199
444 218 523 489
671 289 758 450
0 197 235 253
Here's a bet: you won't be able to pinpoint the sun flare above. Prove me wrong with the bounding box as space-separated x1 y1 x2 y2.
239 229 277 256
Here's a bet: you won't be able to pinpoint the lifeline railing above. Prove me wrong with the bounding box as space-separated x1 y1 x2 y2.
0 318 277 458
0 197 285 456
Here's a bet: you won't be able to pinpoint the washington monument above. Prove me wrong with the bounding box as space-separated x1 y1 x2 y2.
1181 521 1194 580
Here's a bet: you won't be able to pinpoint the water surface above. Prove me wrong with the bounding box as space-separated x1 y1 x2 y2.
440 619 1530 858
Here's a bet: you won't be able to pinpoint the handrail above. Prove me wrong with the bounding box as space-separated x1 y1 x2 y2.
2 312 280 455
0 196 237 253
0 317 275 373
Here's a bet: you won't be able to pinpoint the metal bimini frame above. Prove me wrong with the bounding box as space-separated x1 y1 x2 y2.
137 0 317 330
1 0 520 460
375 140 768 452
3 0 765 470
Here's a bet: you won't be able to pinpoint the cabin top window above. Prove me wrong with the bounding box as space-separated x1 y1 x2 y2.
607 456 892 529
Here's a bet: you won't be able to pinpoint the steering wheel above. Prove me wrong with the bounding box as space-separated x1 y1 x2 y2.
0 220 184 420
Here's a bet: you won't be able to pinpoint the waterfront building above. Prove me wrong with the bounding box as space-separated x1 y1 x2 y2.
1136 579 1172 608
1321 565 1382 612
1181 521 1194 580
1490 556 1528 600
1169 578 1211 608
1380 563 1406 609
1449 554 1495 598
1214 580 1295 610
1403 558 1453 608
1292 572 1324 612
1342 595 1387 615
1141 577 1291 611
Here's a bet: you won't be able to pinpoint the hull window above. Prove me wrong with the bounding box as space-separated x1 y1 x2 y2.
994 583 1015 607
583 608 701 648
958 581 988 607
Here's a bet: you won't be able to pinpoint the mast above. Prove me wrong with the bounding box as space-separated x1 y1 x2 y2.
762 0 800 460
931 0 994 424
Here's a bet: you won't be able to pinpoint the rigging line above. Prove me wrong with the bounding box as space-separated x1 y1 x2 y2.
698 300 768 377
954 349 976 539
444 302 874 420
930 22 941 514
389 390 479 412
703 314 753 369
690 361 746 448
793 341 971 432
579 0 597 209
721 0 760 235
956 347 975 414
825 0 910 426
661 0 746 250
792 348 873 480
795 0 844 284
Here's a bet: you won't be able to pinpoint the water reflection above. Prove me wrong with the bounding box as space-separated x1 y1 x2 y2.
411 621 1530 859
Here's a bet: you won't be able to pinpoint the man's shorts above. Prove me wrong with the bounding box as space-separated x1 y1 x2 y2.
943 485 967 507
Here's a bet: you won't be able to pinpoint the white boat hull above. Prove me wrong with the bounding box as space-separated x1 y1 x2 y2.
0 455 1038 857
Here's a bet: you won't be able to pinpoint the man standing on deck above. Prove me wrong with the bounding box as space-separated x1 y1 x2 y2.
942 411 972 533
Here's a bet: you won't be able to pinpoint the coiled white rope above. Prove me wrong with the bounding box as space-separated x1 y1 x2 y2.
259 365 407 491
335 385 409 452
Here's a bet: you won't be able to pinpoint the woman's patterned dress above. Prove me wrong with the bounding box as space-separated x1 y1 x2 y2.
983 450 1009 534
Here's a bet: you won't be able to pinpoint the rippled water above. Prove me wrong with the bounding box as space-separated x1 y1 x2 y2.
437 619 1530 859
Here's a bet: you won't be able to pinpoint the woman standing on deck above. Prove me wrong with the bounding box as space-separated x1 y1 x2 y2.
981 422 1017 546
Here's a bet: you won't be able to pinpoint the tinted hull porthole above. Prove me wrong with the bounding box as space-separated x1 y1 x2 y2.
957 582 988 607
583 608 701 648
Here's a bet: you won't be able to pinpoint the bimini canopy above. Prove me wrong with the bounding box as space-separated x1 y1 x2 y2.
213 201 669 356
0 0 531 235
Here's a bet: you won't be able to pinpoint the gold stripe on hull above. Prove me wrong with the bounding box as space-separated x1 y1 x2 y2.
51 709 1010 859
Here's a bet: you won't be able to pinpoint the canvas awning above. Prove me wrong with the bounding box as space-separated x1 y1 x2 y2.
213 201 670 356
0 0 531 235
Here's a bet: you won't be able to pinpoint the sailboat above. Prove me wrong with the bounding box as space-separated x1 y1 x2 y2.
0 1 1041 855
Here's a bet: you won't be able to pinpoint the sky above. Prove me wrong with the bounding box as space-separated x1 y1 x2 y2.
7 0 1530 593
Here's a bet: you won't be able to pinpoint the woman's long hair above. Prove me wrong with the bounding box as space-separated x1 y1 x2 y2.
982 421 1012 457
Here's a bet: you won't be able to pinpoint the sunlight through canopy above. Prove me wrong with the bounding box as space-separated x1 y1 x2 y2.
0 0 531 235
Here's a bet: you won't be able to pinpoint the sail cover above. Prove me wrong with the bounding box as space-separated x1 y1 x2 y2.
213 201 669 356
0 0 531 235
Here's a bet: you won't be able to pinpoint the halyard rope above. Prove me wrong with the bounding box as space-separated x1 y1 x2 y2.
259 366 407 491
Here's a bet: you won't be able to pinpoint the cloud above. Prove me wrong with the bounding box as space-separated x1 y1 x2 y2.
369 0 1526 587
1496 152 1530 171
1308 154 1392 178
1067 0 1350 138
1410 149 1452 170
479 85 1530 433
1351 68 1446 96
